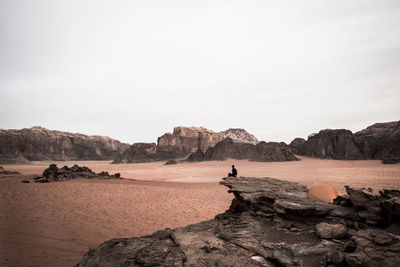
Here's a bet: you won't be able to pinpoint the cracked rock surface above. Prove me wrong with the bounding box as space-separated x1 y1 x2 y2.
77 177 400 266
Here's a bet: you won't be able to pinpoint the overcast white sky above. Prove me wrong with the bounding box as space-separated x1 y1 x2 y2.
1 0 399 144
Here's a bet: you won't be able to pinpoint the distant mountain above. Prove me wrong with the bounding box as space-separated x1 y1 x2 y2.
0 126 130 163
290 120 400 164
114 126 259 163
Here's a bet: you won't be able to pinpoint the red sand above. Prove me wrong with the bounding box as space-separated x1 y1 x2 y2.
1 156 399 266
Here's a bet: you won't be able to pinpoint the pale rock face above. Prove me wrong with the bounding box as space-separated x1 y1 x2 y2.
221 128 258 145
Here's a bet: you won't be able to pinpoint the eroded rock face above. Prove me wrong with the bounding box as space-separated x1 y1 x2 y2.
76 177 400 266
33 164 122 183
157 127 259 156
190 138 298 162
115 127 259 163
0 126 130 163
290 121 400 163
291 129 363 160
354 121 400 164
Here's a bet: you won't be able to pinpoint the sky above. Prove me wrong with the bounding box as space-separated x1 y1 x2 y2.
1 0 399 144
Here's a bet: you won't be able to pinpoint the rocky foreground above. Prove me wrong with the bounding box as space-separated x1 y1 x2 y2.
77 177 400 267
33 164 123 183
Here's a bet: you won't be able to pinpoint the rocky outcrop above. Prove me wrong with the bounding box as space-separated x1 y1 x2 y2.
291 129 364 160
354 121 400 164
290 121 400 163
188 138 298 162
33 164 122 183
114 127 259 163
157 127 258 156
77 177 400 266
0 126 130 163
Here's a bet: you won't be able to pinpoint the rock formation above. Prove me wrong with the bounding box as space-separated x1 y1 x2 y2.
354 121 400 164
188 138 298 162
114 127 259 163
290 121 400 163
33 164 122 183
77 177 400 267
0 126 130 163
291 129 364 160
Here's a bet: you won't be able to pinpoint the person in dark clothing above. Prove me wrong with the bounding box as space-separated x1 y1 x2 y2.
228 165 237 177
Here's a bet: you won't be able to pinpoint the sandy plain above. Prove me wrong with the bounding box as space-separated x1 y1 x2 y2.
1 156 399 266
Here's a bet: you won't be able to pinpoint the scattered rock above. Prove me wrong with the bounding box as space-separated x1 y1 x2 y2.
77 177 400 266
34 164 124 183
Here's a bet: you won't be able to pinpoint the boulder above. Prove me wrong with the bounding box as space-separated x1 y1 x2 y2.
315 222 348 239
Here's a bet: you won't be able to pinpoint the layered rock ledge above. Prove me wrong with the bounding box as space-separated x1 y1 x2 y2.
77 177 400 267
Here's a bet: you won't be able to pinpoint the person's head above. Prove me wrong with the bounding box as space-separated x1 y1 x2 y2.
232 165 235 168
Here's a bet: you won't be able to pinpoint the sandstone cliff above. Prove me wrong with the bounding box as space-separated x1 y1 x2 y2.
188 138 298 162
114 126 259 163
0 126 130 163
354 121 400 164
290 121 400 163
77 177 400 266
292 129 363 160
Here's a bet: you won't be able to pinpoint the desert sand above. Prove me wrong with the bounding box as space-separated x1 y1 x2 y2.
1 156 399 266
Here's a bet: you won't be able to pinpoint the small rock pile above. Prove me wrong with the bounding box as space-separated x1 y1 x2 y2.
77 177 400 267
34 164 122 183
